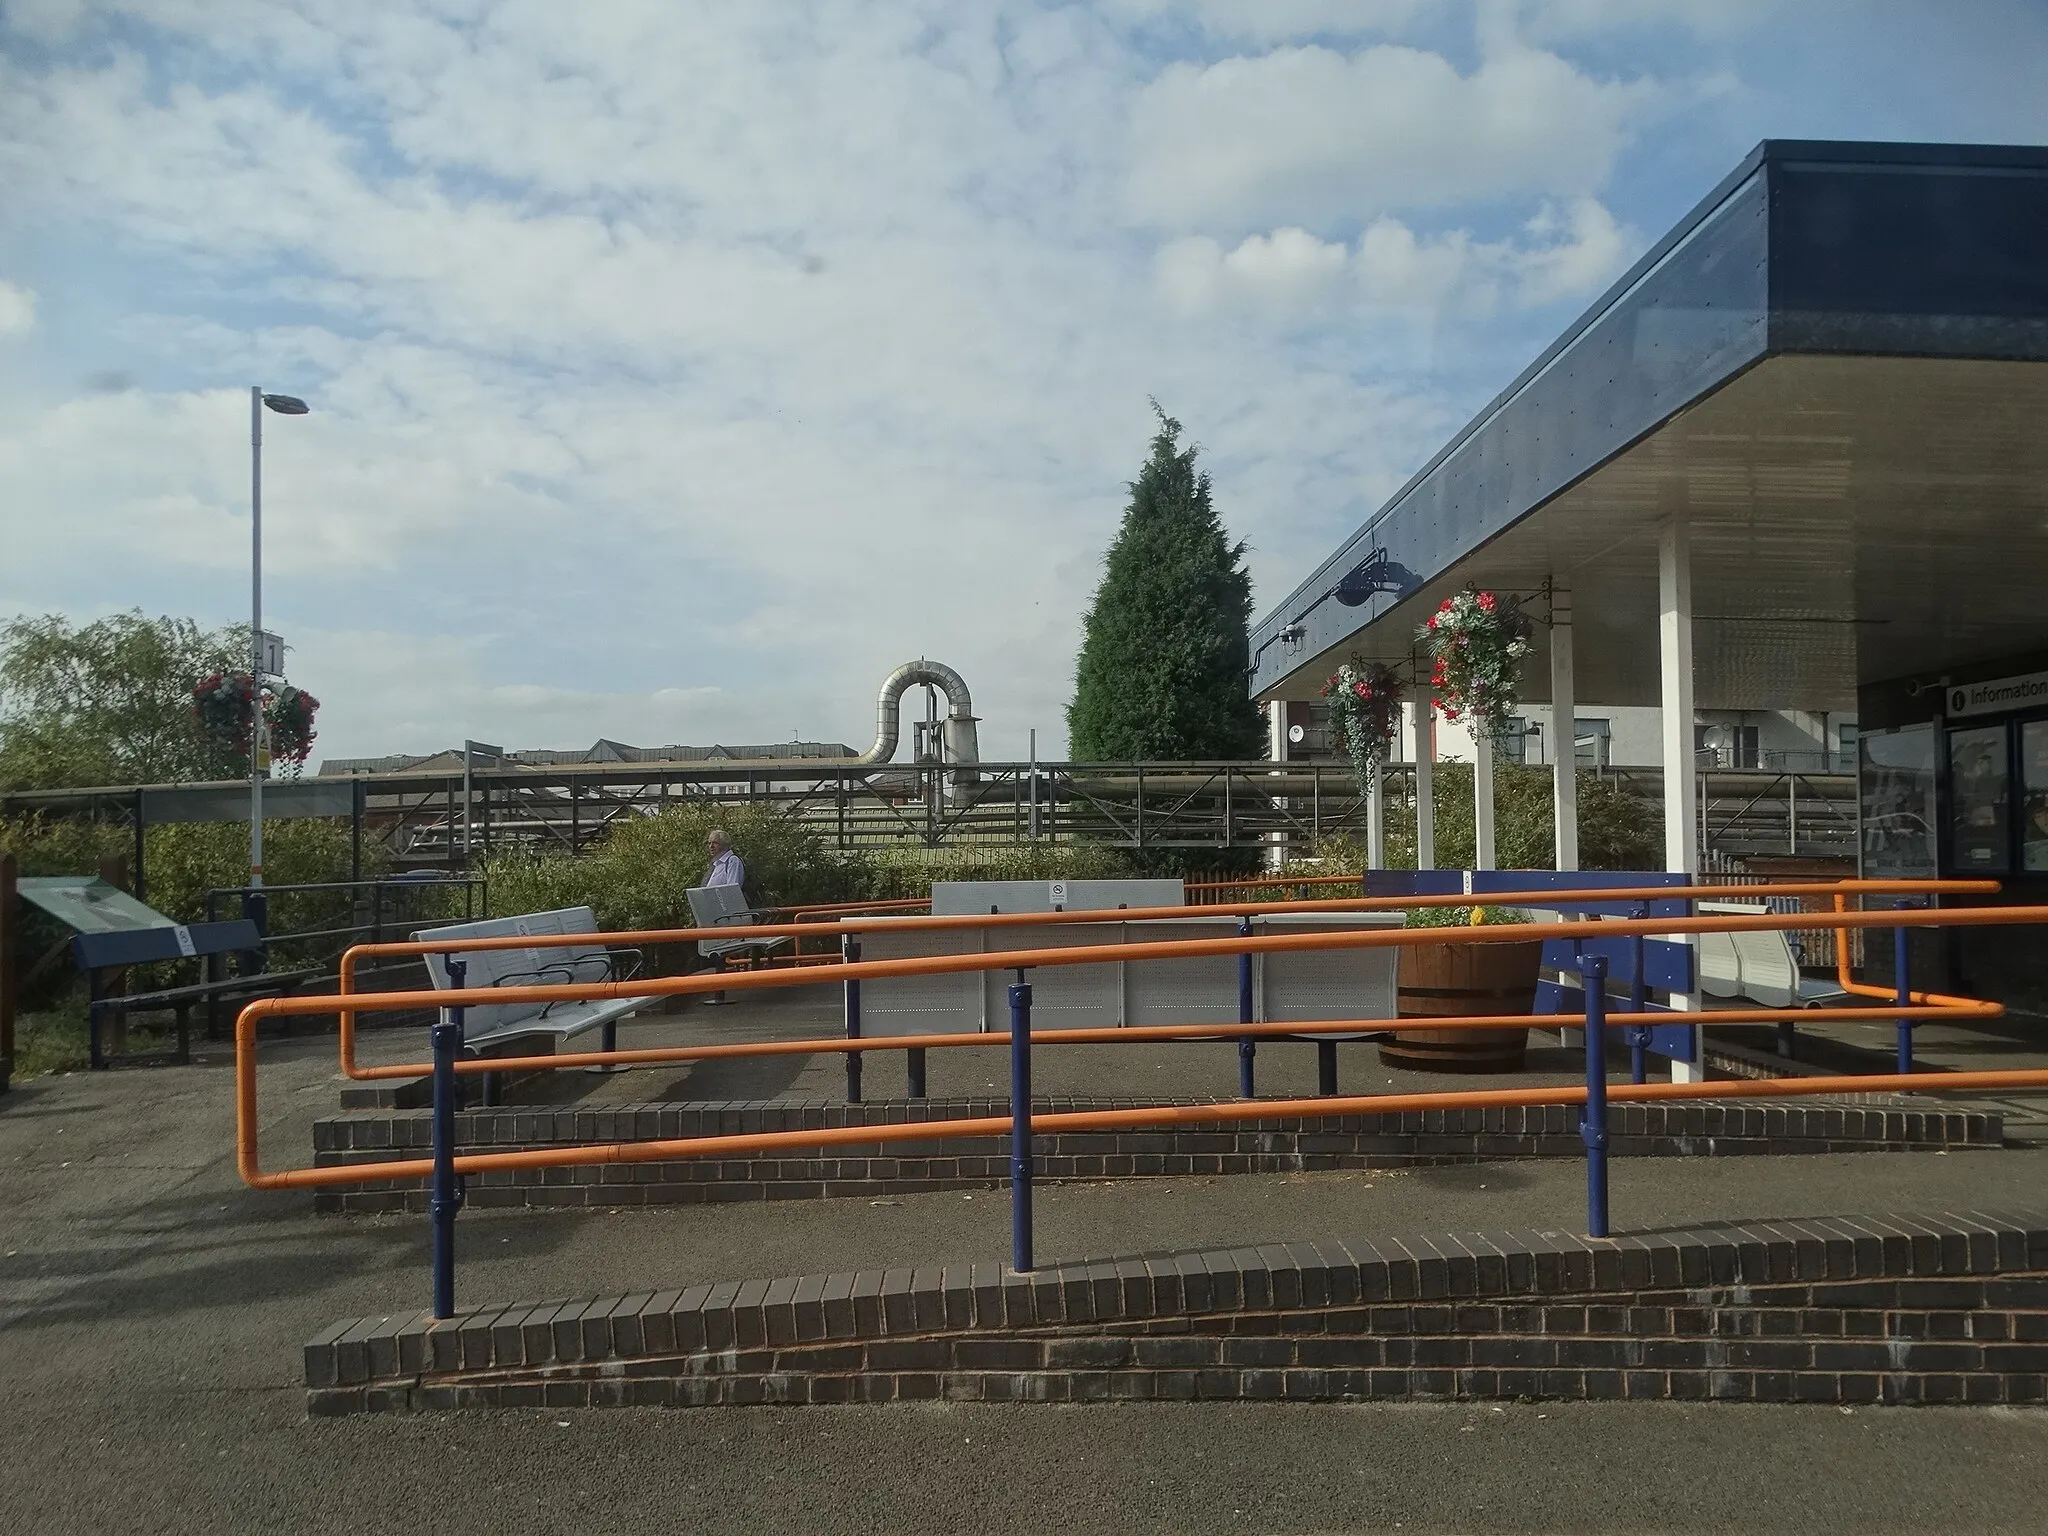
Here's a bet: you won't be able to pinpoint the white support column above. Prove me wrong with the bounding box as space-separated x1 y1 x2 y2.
1660 511 1704 1081
1266 701 1288 871
1550 585 1579 872
1473 730 1496 870
1413 696 1436 870
1366 765 1386 870
1660 516 1700 873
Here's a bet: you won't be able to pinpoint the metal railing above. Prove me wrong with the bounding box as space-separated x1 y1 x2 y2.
229 879 2038 1319
7 760 1858 863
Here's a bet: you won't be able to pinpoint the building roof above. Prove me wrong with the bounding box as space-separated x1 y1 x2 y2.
317 740 858 776
1249 139 2048 710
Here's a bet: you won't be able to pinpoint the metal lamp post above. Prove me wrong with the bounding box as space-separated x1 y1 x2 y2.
250 388 309 893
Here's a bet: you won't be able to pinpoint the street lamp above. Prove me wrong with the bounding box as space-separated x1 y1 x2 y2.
250 387 309 894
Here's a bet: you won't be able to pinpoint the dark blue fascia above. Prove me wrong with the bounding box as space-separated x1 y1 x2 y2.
1767 145 2048 358
1250 139 2048 698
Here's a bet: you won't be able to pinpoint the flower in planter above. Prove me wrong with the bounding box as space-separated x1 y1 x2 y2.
1319 659 1403 793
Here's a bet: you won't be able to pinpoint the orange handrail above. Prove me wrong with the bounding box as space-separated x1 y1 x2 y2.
240 1057 2047 1192
335 1002 1999 1083
331 878 2001 1077
251 898 2037 1176
1832 890 1979 1008
786 897 931 920
235 892 2048 1321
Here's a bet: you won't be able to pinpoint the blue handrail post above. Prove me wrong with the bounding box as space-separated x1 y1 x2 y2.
1008 974 1034 1274
841 933 862 1104
1237 917 1256 1098
430 956 467 1320
1627 903 1650 1086
1580 953 1611 1239
1895 902 1914 1076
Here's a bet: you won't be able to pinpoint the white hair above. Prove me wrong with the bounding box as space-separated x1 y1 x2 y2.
707 828 731 850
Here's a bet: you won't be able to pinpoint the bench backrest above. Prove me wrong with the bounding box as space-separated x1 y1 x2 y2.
412 906 610 1039
1697 901 1798 1008
72 918 263 972
686 884 757 957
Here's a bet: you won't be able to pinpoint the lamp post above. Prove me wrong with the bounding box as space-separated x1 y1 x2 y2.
250 387 309 892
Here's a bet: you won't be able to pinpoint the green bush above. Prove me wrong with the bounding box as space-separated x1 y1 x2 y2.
484 803 869 930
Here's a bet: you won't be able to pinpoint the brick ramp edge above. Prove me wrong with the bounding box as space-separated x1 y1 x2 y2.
310 1097 2006 1214
308 1209 2048 1414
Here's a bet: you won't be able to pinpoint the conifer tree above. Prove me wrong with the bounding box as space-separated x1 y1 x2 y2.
1067 407 1264 761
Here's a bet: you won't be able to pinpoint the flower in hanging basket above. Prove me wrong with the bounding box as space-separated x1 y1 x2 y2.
265 684 321 773
1415 587 1533 744
1319 659 1403 791
192 671 259 755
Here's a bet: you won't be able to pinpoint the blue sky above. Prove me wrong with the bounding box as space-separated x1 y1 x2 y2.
2 0 2043 764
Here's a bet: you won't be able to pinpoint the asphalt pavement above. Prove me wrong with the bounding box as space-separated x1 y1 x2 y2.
7 1018 2048 1533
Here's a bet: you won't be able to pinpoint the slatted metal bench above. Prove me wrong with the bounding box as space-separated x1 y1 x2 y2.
1698 900 1850 1057
413 906 645 1098
686 885 791 977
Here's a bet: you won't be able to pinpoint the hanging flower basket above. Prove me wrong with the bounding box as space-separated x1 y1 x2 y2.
191 673 320 774
1418 588 1534 744
266 684 320 771
192 672 258 756
1320 660 1403 791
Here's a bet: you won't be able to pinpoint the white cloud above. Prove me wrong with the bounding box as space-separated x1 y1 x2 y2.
1127 42 1658 233
0 4 1704 762
1505 0 1787 42
1108 0 1428 44
1158 198 1635 320
0 279 35 338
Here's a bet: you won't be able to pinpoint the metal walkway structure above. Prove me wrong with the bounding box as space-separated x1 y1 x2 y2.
0 759 1852 867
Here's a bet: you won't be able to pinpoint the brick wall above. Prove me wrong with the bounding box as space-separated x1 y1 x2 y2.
306 1209 2048 1414
309 1096 2001 1214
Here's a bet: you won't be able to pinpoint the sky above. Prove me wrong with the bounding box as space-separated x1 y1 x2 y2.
2 1 2044 768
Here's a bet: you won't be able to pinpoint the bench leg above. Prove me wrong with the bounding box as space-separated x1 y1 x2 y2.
89 1000 105 1071
1317 1040 1338 1097
177 1003 192 1065
1777 1020 1796 1059
907 1047 926 1099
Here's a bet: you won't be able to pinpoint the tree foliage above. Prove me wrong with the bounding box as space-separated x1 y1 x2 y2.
1066 407 1264 763
0 612 247 791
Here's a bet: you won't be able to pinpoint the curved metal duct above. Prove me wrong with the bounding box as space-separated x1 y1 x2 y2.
855 659 980 798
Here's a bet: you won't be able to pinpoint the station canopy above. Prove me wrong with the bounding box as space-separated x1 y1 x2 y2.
1248 140 2048 712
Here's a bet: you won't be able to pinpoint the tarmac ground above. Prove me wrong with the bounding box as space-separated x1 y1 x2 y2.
7 989 2048 1533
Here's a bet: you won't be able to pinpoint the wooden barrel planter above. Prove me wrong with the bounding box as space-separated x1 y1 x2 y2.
1379 937 1544 1073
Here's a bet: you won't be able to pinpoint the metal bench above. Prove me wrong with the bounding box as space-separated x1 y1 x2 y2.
1698 900 1849 1057
686 885 791 975
412 907 645 1096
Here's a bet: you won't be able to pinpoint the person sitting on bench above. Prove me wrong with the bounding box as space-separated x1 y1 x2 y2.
705 829 745 890
700 830 744 1003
